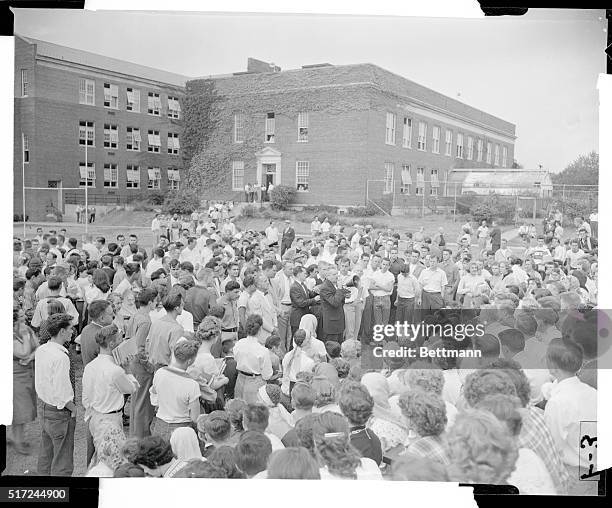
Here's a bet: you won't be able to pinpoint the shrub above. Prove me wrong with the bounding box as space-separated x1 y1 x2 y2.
163 189 200 214
131 200 157 212
148 191 166 206
347 203 379 217
240 204 257 218
270 185 296 211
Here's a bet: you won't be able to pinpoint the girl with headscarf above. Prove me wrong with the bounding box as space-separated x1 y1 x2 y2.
281 329 315 397
86 426 127 477
170 427 204 461
298 314 327 362
360 372 409 453
257 383 294 441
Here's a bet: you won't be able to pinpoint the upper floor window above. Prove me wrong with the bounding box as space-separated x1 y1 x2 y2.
265 112 275 143
477 139 483 162
103 163 118 188
445 130 453 156
167 96 181 119
384 162 394 194
126 88 140 112
486 142 493 164
22 134 29 163
298 112 309 142
456 133 464 159
79 162 96 187
466 136 474 160
432 126 440 154
21 70 29 97
400 164 411 195
126 127 141 151
494 144 500 166
103 124 118 149
385 112 396 145
79 78 95 105
167 133 180 155
402 118 412 148
147 130 161 153
167 168 181 190
103 83 119 109
234 113 245 143
126 164 140 189
79 121 95 147
502 146 508 167
148 92 161 116
417 122 427 151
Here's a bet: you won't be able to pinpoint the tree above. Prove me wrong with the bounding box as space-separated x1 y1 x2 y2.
511 160 524 169
551 151 598 186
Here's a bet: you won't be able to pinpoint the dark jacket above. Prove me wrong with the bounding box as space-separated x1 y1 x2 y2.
289 281 318 329
281 227 295 246
184 286 211 328
319 279 347 336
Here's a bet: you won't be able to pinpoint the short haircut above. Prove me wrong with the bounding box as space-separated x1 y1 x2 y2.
131 436 174 469
291 382 315 411
180 261 195 273
265 334 281 350
338 381 373 426
235 431 272 477
162 291 183 312
267 448 321 480
498 328 525 354
546 338 583 374
407 367 444 395
243 404 269 432
245 314 263 336
175 459 227 478
514 311 538 337
463 369 517 408
47 276 63 291
261 259 275 271
88 299 112 320
488 358 532 408
225 280 240 292
243 275 255 289
95 324 120 348
472 333 501 359
475 394 523 437
173 340 199 363
136 288 158 308
199 411 232 442
45 313 73 338
392 454 449 482
124 262 141 278
325 341 341 359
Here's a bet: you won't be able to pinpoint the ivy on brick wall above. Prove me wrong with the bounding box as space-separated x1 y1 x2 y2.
184 78 377 197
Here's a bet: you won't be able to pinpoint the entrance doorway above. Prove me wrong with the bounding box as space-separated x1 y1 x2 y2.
263 163 276 189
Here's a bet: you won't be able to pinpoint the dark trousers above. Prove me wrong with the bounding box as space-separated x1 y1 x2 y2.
85 425 94 467
281 241 292 256
129 363 155 439
37 404 75 477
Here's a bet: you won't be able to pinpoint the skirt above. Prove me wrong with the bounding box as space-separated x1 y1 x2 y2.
12 360 36 425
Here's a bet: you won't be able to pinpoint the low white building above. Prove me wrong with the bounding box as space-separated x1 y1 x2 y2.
446 168 553 197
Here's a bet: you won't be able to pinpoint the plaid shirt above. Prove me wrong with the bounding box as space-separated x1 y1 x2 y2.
403 436 450 465
518 405 570 495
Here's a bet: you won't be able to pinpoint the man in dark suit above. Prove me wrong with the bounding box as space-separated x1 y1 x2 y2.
578 228 597 254
281 219 295 257
289 266 320 337
319 265 349 343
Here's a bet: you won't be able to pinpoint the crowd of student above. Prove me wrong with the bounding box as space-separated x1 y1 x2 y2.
9 205 600 494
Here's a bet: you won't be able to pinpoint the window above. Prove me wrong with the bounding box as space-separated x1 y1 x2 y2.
385 113 396 145
167 133 180 155
296 161 310 192
126 88 140 112
103 124 118 149
431 168 439 185
167 96 181 119
234 113 245 143
167 168 181 190
147 167 161 189
147 130 161 153
402 118 412 148
432 126 440 154
126 164 140 188
400 164 411 195
502 146 508 167
79 121 95 146
126 127 141 151
79 162 95 187
477 139 483 162
430 186 438 197
456 133 464 159
467 136 474 160
103 163 118 188
148 93 161 116
232 161 244 190
265 112 275 143
384 162 394 194
298 112 309 142
416 186 424 196
486 142 492 164
21 70 29 97
494 144 500 166
445 130 453 156
416 167 425 182
417 122 427 151
23 134 29 163
79 78 95 105
103 83 119 109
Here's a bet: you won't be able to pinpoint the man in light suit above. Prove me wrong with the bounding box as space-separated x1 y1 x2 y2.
272 260 295 352
246 274 278 342
290 266 320 337
319 266 350 343
281 220 295 257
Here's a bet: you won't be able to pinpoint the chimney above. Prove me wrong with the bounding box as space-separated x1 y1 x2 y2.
247 58 281 73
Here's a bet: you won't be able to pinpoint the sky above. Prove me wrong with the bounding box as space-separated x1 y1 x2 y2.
12 7 606 172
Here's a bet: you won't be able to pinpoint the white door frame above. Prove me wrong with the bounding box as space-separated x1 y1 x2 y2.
255 147 282 186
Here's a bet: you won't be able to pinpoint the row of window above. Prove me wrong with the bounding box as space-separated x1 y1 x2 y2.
78 122 180 154
231 161 311 192
76 77 181 117
385 113 509 166
383 163 444 196
78 163 181 190
233 112 309 143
